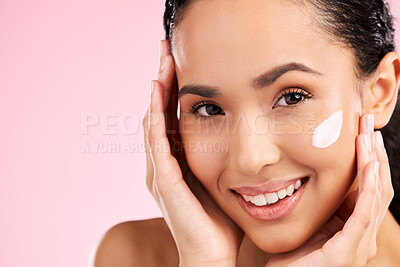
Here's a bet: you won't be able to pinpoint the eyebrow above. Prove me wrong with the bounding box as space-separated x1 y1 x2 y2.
177 62 323 99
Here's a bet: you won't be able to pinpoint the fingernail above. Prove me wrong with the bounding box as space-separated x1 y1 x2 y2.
366 114 374 133
376 131 384 147
363 134 371 152
373 161 380 177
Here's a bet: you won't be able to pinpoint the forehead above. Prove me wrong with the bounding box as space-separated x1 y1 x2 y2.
172 0 355 88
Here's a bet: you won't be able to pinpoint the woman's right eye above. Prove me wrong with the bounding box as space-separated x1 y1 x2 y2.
189 101 225 120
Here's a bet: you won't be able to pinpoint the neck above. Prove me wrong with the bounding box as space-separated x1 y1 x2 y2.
374 210 400 259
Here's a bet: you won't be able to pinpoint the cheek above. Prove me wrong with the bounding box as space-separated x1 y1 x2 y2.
313 110 358 209
180 122 228 187
312 110 343 148
278 109 358 171
274 109 358 219
246 110 358 251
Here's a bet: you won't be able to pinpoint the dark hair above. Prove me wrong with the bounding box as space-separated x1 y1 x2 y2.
163 0 400 223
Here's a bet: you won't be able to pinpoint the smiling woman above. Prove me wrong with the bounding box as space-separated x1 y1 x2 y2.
92 0 400 266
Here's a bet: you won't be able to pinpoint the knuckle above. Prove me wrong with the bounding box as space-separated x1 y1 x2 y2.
369 242 377 259
147 134 158 144
366 180 378 195
360 214 371 230
152 178 164 197
147 181 157 198
147 127 159 142
143 131 150 146
357 165 362 174
330 249 353 267
142 116 148 128
142 119 150 135
146 172 160 197
146 177 153 192
341 258 354 267
148 135 169 150
386 186 395 202
389 187 395 199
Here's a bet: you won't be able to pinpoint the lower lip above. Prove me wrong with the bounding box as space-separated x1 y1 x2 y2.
233 178 308 221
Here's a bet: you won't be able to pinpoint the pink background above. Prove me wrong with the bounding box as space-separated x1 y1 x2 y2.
0 1 399 266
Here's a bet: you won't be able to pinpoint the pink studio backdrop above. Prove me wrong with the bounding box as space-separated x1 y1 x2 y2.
0 1 399 267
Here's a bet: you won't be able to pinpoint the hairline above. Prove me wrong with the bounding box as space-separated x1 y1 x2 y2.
169 0 368 98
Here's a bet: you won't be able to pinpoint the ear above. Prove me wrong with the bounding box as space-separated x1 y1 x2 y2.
363 51 400 129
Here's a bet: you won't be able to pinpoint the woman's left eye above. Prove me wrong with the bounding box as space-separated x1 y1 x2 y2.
274 88 313 107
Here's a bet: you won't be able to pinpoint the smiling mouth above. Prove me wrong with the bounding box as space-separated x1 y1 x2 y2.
234 177 309 206
232 177 309 221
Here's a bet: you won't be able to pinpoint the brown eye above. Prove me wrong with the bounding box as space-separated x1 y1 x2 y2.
279 93 303 105
275 88 313 107
197 104 224 116
189 101 225 120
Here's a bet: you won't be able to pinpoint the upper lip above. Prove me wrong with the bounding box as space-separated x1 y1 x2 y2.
231 176 308 196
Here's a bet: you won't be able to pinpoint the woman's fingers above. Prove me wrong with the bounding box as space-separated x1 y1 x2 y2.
357 114 374 192
347 114 381 262
349 114 381 262
324 117 391 264
373 131 394 232
366 130 394 262
356 133 371 192
143 106 154 190
147 80 217 248
158 40 176 113
343 161 379 250
357 162 381 262
144 39 178 190
374 131 394 207
157 40 182 162
288 115 389 267
319 161 380 266
288 159 382 267
148 80 174 182
147 80 200 204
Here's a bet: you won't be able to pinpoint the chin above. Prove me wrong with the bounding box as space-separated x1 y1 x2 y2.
249 227 313 253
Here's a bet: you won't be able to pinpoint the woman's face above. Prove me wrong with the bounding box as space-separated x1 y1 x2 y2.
173 0 362 252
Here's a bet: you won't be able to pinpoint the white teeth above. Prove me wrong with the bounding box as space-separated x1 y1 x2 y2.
286 184 294 196
294 180 302 190
277 188 287 199
240 179 304 206
266 192 279 204
250 194 267 206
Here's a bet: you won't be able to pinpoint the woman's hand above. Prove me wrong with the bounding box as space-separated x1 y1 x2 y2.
143 40 244 267
266 113 394 267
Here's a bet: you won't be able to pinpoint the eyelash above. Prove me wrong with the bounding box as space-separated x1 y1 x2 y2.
273 88 314 108
188 88 314 121
189 100 225 121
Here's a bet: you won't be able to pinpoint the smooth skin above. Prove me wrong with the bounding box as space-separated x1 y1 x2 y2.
149 44 398 267
91 42 400 267
92 1 400 266
170 1 397 258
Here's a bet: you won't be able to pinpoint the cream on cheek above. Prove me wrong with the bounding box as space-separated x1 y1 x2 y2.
312 110 343 148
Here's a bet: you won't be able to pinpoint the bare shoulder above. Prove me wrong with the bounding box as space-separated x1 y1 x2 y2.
91 217 179 267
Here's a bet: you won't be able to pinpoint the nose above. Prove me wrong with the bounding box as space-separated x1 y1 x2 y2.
229 114 281 176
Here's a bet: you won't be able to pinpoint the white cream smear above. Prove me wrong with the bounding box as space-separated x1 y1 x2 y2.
312 110 343 148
